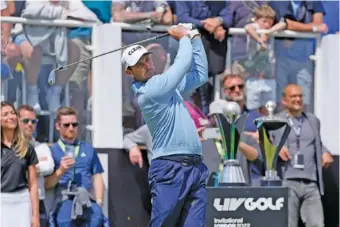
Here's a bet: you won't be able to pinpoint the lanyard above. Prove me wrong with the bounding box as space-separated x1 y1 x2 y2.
287 115 304 152
57 139 80 159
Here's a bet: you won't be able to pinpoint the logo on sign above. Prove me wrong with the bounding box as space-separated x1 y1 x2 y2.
128 46 142 55
213 197 284 212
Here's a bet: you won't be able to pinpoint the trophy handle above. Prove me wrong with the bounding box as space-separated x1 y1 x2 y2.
213 114 228 160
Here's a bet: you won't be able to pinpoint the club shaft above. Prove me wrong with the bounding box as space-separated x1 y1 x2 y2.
56 33 169 71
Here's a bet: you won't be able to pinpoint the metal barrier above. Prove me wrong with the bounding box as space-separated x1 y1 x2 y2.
0 17 322 144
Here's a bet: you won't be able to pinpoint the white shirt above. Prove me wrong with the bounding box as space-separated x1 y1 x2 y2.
34 143 55 200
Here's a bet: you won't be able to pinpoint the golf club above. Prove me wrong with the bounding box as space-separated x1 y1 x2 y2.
56 32 170 72
47 32 169 84
48 25 196 85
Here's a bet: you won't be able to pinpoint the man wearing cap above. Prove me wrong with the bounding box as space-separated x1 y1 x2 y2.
121 24 208 226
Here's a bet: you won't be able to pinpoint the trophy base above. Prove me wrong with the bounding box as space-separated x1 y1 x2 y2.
218 160 246 186
260 170 282 187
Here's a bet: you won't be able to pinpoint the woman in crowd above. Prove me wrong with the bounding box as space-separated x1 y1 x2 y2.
1 101 40 227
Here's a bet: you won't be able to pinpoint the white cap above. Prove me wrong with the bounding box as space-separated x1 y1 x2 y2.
121 45 151 69
208 99 229 116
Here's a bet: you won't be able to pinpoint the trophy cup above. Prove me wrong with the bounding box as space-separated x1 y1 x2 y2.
254 101 291 187
208 100 247 186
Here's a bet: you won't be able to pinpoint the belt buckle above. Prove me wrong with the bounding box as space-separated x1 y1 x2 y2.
182 156 189 166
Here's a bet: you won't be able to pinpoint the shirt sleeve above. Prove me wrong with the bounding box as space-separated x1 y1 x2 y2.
123 125 152 151
91 149 104 175
311 1 326 15
26 145 39 166
144 36 193 102
218 1 233 28
176 1 203 28
177 37 208 96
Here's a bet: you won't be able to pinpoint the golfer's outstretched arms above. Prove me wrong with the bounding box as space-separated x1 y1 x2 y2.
177 36 208 96
144 36 193 101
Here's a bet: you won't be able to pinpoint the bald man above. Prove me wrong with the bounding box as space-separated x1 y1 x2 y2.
271 84 333 227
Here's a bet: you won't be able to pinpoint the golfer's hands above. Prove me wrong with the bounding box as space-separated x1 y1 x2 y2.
178 23 200 39
279 146 291 161
129 146 143 168
322 152 333 168
59 156 75 174
168 25 188 41
31 215 40 227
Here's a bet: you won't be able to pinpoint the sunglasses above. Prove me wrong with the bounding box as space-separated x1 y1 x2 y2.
227 84 244 91
62 122 79 128
22 118 39 125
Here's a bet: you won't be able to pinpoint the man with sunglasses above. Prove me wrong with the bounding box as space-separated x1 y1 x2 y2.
18 104 55 227
44 107 107 226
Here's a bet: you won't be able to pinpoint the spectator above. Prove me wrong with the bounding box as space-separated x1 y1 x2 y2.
268 1 328 111
12 0 81 112
1 101 39 227
45 107 107 226
223 1 267 71
222 73 264 184
273 84 333 227
18 104 55 227
176 1 229 115
111 0 172 26
242 5 281 111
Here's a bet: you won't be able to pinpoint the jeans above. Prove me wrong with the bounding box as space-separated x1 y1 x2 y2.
148 157 209 227
283 179 324 227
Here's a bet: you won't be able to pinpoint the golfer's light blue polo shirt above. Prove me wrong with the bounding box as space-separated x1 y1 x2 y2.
131 36 208 160
50 139 104 190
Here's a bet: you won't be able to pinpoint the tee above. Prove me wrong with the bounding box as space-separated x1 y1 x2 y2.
1 143 38 192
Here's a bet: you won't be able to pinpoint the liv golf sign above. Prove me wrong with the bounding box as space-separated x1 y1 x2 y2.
206 187 288 227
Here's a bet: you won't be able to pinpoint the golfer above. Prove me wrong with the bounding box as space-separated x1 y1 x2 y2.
121 24 209 226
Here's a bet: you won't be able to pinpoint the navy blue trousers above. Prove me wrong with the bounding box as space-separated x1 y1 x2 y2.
148 157 209 227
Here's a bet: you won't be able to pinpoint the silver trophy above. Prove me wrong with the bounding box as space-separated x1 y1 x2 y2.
207 100 247 186
254 101 291 186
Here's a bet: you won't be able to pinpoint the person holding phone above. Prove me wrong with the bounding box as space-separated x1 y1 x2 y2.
45 107 107 226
